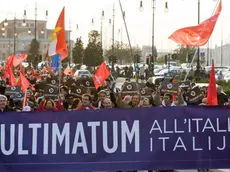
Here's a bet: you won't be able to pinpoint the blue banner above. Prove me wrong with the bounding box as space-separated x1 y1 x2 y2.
51 54 61 73
1 107 230 172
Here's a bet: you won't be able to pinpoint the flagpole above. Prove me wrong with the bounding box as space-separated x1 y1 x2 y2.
22 89 27 109
220 11 223 66
118 0 135 70
184 48 198 81
58 56 61 96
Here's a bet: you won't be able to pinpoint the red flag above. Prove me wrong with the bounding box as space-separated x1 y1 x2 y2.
20 64 25 76
93 62 110 89
169 0 222 46
20 72 30 93
13 53 28 67
206 59 218 106
48 7 68 60
4 56 12 78
6 55 17 86
9 70 17 86
56 7 68 60
64 66 74 76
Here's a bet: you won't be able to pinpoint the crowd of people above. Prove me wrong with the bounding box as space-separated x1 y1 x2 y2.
0 67 228 113
0 64 228 172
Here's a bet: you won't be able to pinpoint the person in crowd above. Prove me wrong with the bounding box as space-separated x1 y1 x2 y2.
37 99 63 111
59 93 69 110
102 98 113 108
199 98 207 106
0 95 10 112
139 65 145 83
217 87 228 105
153 86 187 107
117 93 141 108
76 94 96 110
93 90 107 108
139 97 152 108
217 71 224 80
71 98 81 110
122 95 132 105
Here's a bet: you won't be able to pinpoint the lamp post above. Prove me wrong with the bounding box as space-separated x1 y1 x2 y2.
195 0 217 77
69 19 72 64
2 13 16 55
112 3 115 72
23 2 48 40
139 0 168 76
101 10 104 46
196 0 201 78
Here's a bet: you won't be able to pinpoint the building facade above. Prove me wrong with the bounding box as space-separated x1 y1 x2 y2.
0 19 73 62
200 44 230 67
142 45 169 63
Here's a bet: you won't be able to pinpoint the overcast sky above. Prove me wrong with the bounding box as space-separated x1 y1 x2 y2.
0 0 229 52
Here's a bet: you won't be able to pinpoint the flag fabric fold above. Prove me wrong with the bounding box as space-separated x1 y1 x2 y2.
51 54 61 73
206 59 218 106
19 72 30 93
13 53 28 67
48 7 68 61
168 0 222 46
5 55 16 86
93 62 110 89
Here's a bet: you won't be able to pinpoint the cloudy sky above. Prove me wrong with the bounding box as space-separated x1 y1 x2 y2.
0 0 229 52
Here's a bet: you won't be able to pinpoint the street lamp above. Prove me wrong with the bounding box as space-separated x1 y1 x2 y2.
164 1 169 13
139 0 143 11
102 10 105 19
2 32 5 37
139 0 168 76
4 19 8 26
41 29 44 34
22 19 26 27
92 18 94 26
23 3 48 41
3 13 16 54
1 24 5 31
23 9 27 19
28 28 31 34
109 18 112 26
45 10 48 20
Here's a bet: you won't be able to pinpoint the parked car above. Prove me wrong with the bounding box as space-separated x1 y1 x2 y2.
74 70 91 77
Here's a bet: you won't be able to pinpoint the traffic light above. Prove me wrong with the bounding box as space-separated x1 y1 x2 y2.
165 55 168 65
108 55 112 64
109 55 118 64
188 53 193 63
146 56 150 65
150 55 154 64
135 54 141 64
112 55 118 63
171 53 177 61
